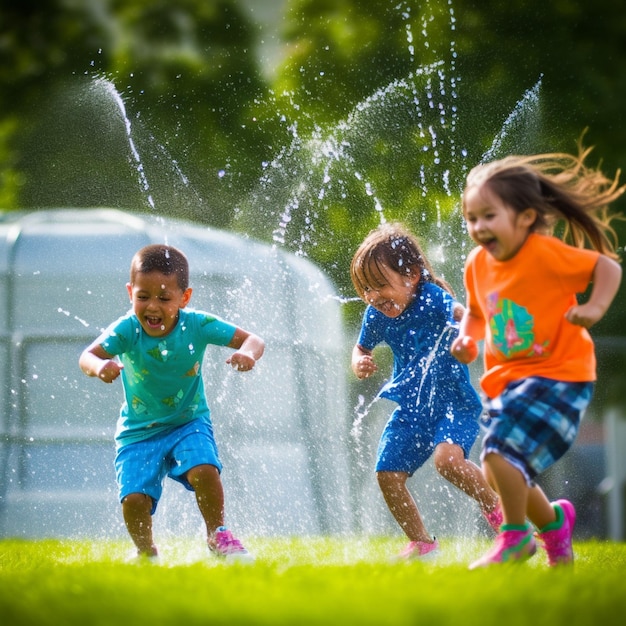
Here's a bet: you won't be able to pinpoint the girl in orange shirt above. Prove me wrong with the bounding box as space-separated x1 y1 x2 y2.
451 143 623 568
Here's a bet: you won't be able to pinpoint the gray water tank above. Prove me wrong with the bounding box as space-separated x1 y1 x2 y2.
0 208 353 540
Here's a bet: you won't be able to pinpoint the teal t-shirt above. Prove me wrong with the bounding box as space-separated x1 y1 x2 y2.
98 308 236 447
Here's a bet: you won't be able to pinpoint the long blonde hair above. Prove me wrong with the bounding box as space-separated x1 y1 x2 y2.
463 142 624 259
350 222 454 300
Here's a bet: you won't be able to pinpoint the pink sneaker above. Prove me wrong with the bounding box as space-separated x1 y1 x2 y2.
397 538 439 561
537 499 576 566
483 502 503 533
469 525 536 569
209 526 255 563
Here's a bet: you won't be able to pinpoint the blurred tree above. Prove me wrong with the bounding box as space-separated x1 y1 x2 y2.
273 0 454 129
0 0 117 208
0 0 279 226
453 0 626 337
106 0 279 226
1 0 625 333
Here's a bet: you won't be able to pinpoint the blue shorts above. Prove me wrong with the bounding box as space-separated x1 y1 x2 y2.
481 377 593 486
375 405 481 475
115 418 222 514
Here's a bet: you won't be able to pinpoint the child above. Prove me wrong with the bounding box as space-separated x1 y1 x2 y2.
79 244 264 562
451 145 623 568
350 223 501 560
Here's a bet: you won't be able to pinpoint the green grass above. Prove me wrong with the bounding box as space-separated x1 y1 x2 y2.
1 536 625 625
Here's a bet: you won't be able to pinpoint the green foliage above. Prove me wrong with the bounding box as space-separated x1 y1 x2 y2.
0 117 22 208
1 0 626 330
274 0 454 129
1 537 626 625
1 0 278 225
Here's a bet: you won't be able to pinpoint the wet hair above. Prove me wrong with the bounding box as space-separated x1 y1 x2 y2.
463 142 624 259
130 244 189 291
350 222 454 299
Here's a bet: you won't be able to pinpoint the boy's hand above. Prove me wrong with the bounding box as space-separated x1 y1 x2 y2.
353 354 377 379
97 360 123 383
451 336 479 364
227 352 256 372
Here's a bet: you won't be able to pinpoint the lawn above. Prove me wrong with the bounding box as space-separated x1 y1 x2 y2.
1 536 625 625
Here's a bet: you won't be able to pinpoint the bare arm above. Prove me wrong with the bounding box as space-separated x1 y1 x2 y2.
226 327 265 371
79 342 123 384
566 255 622 328
450 309 485 364
352 344 378 379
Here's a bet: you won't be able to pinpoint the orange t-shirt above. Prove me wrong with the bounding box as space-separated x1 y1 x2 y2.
464 233 600 398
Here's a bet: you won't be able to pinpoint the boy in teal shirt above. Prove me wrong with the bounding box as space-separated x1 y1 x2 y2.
80 244 264 561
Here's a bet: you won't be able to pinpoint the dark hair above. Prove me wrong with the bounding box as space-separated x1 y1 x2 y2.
130 244 189 291
463 142 624 259
350 222 454 299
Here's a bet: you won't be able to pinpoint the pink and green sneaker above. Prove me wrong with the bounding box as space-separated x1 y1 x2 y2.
469 524 536 569
483 502 503 533
396 538 440 561
537 499 576 566
209 526 255 563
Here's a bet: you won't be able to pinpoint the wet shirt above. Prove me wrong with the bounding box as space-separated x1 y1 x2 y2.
357 281 482 419
97 308 236 447
464 233 600 398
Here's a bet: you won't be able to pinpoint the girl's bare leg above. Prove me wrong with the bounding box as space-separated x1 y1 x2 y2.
433 442 499 513
482 452 528 526
377 470 434 543
484 454 556 529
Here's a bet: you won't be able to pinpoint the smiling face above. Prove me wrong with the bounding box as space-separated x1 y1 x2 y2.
126 271 192 337
362 263 420 318
463 183 537 262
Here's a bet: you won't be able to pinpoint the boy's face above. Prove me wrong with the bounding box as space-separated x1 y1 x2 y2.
126 271 192 337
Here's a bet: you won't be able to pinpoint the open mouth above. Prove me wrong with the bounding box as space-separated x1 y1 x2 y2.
480 238 497 254
145 316 164 330
378 300 400 315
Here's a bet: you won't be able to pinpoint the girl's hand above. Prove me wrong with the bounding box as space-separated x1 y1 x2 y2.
451 336 479 364
353 354 378 379
565 302 604 329
227 351 256 372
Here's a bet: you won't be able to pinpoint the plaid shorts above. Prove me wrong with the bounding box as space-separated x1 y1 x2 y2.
481 377 593 486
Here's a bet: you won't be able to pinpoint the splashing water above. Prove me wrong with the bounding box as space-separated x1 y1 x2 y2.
91 76 156 211
480 76 543 164
258 59 460 259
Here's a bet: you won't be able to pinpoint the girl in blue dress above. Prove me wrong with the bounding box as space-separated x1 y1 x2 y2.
351 223 500 559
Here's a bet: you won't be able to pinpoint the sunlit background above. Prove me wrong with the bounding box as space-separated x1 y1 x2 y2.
1 0 625 546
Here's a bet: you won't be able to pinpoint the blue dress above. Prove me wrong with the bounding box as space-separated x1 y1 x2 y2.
357 281 482 474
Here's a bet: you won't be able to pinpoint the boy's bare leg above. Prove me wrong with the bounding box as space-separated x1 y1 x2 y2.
122 493 158 556
186 464 225 545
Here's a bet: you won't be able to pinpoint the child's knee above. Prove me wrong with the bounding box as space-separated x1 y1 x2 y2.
433 443 463 475
186 463 220 487
122 492 153 513
377 470 408 492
